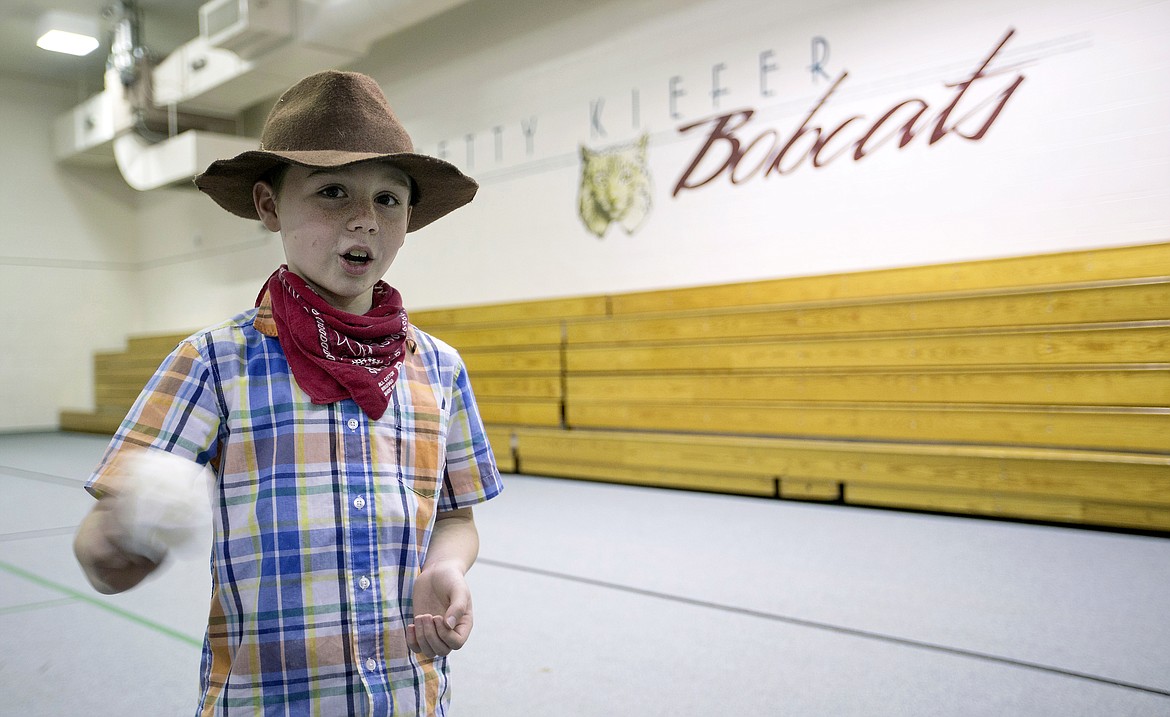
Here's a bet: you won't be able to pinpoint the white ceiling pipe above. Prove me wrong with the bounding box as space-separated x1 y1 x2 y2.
113 130 258 191
74 0 475 189
295 0 475 55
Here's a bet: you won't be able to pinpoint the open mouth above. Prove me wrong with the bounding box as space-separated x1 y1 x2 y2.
341 250 372 264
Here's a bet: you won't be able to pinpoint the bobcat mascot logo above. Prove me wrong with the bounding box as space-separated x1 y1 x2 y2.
577 134 653 238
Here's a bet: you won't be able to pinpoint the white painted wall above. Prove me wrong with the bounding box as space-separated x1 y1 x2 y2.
358 0 1170 307
2 0 1166 429
0 75 140 431
132 188 283 332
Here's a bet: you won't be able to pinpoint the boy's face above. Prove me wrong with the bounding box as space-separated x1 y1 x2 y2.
253 162 413 314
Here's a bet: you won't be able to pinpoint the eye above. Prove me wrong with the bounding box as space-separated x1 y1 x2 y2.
318 185 346 199
375 192 401 207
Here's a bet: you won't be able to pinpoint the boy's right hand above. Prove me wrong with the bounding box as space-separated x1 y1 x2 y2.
73 497 163 594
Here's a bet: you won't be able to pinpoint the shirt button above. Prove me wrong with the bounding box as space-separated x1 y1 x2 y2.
347 418 359 430
353 495 366 510
365 658 377 671
359 576 371 590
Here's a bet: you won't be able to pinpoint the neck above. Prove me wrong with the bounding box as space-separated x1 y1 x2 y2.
298 275 373 315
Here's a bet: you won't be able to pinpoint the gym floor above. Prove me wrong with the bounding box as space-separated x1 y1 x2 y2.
2 431 1168 716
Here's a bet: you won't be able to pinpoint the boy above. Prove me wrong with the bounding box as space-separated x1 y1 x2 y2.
73 70 503 716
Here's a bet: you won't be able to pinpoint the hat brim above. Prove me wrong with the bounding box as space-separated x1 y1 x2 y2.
194 150 478 232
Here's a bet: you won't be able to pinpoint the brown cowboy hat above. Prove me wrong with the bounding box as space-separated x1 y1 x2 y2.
195 70 477 232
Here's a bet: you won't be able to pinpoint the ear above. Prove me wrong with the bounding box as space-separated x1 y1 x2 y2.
253 181 281 232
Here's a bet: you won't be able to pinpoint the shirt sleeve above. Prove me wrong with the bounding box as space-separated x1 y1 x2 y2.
86 340 223 498
438 361 503 511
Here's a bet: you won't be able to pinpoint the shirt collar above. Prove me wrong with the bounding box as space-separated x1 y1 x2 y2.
254 288 279 337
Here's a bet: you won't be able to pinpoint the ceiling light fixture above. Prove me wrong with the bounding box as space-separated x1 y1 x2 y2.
36 11 101 56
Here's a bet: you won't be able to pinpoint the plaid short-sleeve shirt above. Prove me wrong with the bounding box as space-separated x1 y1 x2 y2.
87 298 503 716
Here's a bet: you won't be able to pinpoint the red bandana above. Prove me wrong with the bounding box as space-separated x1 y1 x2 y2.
258 266 409 420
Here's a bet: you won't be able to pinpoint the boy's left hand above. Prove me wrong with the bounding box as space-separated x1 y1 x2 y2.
408 561 473 657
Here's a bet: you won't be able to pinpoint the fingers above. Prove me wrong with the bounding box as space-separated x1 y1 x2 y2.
410 615 454 657
407 613 472 657
443 603 473 646
408 565 474 657
75 499 164 594
406 623 420 653
88 555 160 595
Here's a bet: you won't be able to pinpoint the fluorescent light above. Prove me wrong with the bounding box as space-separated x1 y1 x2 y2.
36 11 100 57
37 29 100 56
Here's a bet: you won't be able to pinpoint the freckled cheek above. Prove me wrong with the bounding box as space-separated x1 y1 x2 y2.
283 227 337 266
384 234 407 261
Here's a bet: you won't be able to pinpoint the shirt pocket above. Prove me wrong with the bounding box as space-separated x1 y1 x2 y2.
373 390 444 501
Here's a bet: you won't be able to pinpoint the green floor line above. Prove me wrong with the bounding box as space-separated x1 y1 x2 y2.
0 596 78 616
0 559 202 648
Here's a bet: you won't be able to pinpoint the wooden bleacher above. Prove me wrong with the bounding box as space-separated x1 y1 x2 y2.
60 333 193 435
62 242 1170 531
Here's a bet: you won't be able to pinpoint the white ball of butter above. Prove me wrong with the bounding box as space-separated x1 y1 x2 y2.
114 449 214 562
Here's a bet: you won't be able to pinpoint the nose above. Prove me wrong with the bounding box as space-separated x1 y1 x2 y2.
347 199 379 234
